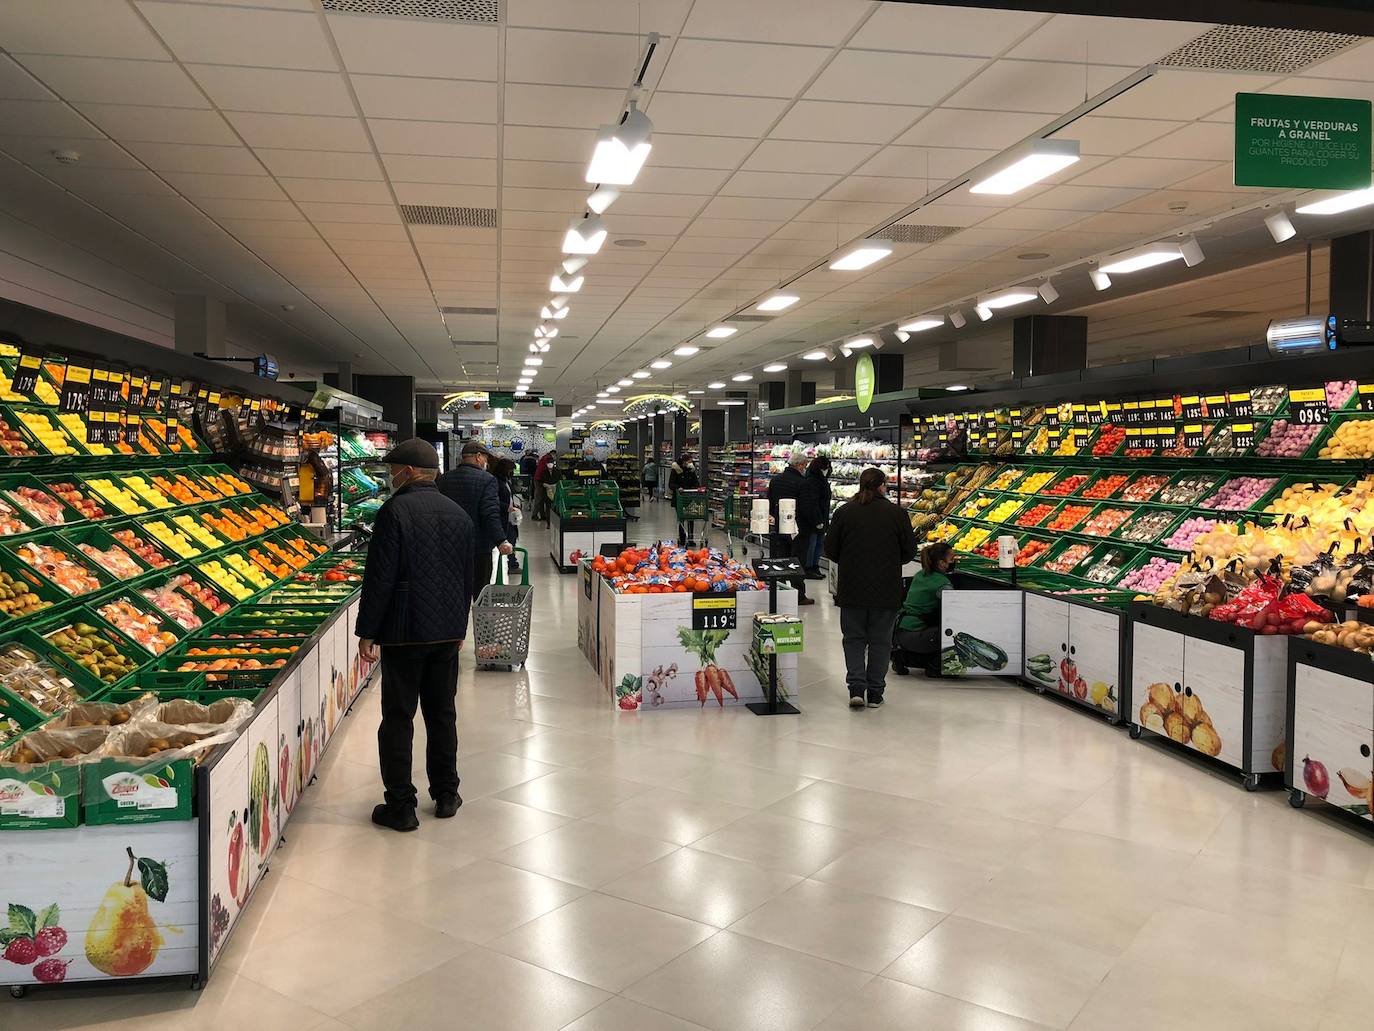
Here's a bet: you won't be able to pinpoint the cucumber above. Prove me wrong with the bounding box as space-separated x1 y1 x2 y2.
953 632 1009 671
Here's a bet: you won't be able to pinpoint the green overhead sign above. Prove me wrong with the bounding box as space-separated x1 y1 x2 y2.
1234 92 1372 190
487 391 515 408
854 353 875 413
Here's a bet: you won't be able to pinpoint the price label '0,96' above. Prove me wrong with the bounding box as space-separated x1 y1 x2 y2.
1289 387 1329 425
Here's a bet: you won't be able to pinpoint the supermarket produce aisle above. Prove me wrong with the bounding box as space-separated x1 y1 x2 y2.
8 506 1372 1031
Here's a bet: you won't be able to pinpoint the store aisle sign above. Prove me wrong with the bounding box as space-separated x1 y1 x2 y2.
1234 93 1372 190
854 352 875 413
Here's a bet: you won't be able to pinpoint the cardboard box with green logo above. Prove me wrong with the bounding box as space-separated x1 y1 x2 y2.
83 757 193 825
0 761 81 829
753 614 804 655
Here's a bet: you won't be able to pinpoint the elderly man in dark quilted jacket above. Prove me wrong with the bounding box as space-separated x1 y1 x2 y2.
357 438 474 832
437 439 513 606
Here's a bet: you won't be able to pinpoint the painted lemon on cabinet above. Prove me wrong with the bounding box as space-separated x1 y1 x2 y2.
85 846 167 976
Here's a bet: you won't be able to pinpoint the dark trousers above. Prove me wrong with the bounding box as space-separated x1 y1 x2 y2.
840 607 898 700
377 641 461 809
472 549 493 605
769 533 810 599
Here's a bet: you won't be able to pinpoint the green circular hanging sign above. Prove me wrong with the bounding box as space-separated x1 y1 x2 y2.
855 352 875 413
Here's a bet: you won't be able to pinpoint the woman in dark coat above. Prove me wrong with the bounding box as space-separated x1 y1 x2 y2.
804 456 831 579
491 457 520 573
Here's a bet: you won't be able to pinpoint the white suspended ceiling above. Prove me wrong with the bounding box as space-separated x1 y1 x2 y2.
0 1 1370 400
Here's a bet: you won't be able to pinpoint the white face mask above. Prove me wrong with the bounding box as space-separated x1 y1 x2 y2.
390 466 412 491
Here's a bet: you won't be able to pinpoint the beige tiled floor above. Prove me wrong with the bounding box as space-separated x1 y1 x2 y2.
6 506 1372 1030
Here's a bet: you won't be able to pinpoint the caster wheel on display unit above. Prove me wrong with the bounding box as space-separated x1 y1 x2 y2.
10 985 26 999
1288 789 1307 809
1127 723 1143 739
1243 774 1261 792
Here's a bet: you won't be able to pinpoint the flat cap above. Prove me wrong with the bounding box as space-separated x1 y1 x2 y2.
382 437 439 469
461 439 494 459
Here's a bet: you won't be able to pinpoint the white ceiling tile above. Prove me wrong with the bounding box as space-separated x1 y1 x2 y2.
808 50 985 105
1262 76 1374 106
679 0 868 46
137 2 336 71
218 219 320 239
0 0 167 60
504 82 625 128
1295 39 1374 81
771 100 924 144
943 59 1136 115
255 148 382 180
44 166 176 197
499 210 569 231
75 103 241 146
501 159 584 190
189 65 355 117
646 92 789 137
974 207 1088 231
633 165 730 195
368 120 497 159
1068 156 1217 190
381 154 496 185
315 222 410 242
507 0 691 34
848 4 1047 56
644 133 755 169
16 55 209 108
1102 69 1278 122
670 235 756 256
681 218 780 239
1048 115 1180 156
820 176 922 204
224 112 370 152
327 13 496 80
1019 183 1148 211
0 135 141 170
506 28 661 90
1008 14 1208 66
277 178 391 204
701 196 809 221
855 145 996 180
743 139 876 174
500 186 586 212
720 169 839 199
1071 210 1187 237
0 55 54 101
658 40 829 99
799 198 909 224
602 192 705 217
353 76 497 123
1113 189 1241 217
895 107 1048 150
124 141 263 175
393 183 497 208
1167 164 1255 195
502 125 591 163
197 198 303 221
0 99 104 139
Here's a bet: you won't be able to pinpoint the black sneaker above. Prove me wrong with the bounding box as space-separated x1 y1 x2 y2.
848 694 866 710
866 694 884 709
798 596 816 606
435 794 463 818
891 658 910 676
371 803 419 832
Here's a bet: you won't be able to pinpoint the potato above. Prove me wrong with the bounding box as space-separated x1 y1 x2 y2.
1165 712 1191 743
1191 722 1223 757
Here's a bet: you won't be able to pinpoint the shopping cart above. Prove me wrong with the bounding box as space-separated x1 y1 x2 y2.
675 488 708 547
723 490 757 557
472 547 532 672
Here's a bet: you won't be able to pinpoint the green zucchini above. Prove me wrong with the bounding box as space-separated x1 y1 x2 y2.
953 632 1009 671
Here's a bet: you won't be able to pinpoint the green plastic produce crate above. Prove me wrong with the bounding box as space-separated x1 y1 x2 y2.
16 610 145 696
6 531 120 600
0 473 86 527
89 590 187 659
56 523 159 583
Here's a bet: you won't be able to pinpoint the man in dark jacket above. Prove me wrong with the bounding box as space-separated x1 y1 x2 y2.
766 453 820 605
824 467 918 709
356 438 474 831
437 440 512 606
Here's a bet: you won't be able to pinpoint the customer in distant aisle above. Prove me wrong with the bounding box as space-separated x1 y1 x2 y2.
892 541 957 677
668 452 700 544
641 457 659 501
575 446 606 478
491 456 521 575
532 451 558 522
766 451 821 606
356 438 474 831
437 440 512 606
803 455 832 580
825 467 919 708
518 450 537 477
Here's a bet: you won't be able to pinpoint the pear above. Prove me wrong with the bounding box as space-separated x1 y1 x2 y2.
85 848 163 977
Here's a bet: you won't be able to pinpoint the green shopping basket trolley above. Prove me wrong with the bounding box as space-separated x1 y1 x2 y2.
674 488 707 547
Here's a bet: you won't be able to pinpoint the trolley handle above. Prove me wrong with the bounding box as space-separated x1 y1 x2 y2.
495 546 530 586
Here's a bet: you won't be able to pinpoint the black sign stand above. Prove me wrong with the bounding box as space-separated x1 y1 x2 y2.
746 556 802 716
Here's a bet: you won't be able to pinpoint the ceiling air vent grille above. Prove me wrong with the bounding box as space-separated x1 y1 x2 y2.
871 223 962 245
402 204 497 227
1159 25 1363 75
321 0 500 23
441 307 497 316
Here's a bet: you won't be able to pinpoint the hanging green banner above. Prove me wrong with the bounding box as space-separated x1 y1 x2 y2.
1234 93 1371 190
854 352 875 413
487 391 515 409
